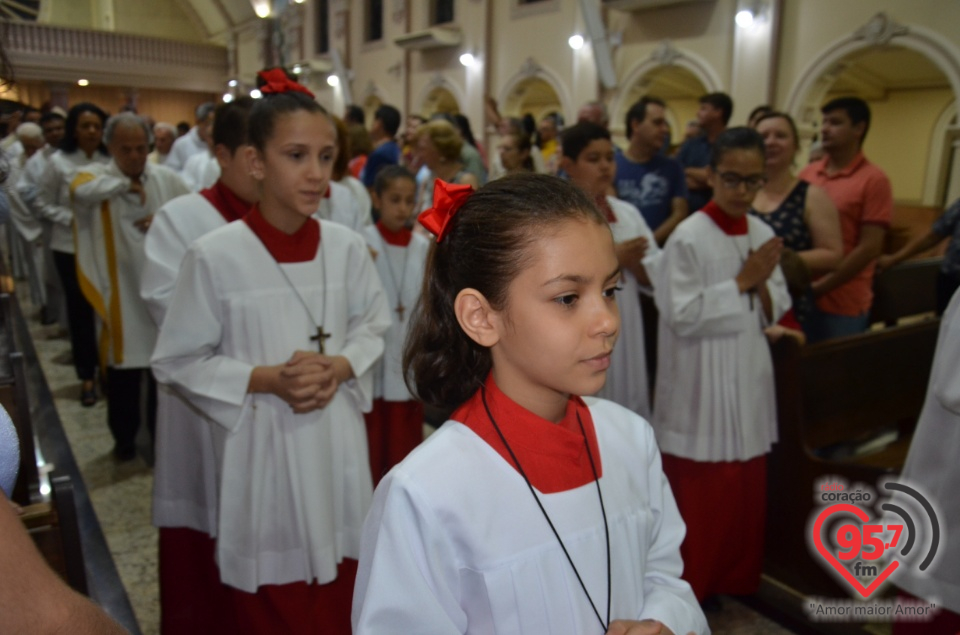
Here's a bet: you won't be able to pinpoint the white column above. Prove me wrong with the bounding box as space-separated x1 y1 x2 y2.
729 0 780 125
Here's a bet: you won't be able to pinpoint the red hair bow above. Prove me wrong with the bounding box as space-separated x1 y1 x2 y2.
418 180 474 243
257 68 316 100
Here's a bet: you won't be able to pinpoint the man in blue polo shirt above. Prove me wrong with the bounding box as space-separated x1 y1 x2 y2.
361 104 402 190
675 92 733 213
615 96 688 245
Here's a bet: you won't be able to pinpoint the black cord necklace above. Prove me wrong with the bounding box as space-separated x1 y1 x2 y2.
480 386 611 632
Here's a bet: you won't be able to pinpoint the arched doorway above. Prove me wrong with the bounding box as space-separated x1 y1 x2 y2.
786 13 960 206
615 64 709 152
801 45 955 206
421 85 460 117
502 76 562 124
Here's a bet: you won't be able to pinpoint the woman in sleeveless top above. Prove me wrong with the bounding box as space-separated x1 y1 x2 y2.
750 112 842 327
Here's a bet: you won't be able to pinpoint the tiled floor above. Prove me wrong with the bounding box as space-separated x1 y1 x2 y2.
23 289 800 634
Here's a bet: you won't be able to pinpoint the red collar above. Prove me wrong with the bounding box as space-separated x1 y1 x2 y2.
376 221 412 246
243 205 320 263
595 195 617 223
700 199 748 236
324 185 332 198
201 180 253 223
451 374 603 494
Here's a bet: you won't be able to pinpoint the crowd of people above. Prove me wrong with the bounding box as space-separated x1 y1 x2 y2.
1 56 959 635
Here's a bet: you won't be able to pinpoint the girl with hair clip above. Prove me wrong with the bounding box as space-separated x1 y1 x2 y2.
352 175 707 635
151 69 391 633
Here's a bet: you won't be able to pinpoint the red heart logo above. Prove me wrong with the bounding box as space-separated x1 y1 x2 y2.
812 503 900 598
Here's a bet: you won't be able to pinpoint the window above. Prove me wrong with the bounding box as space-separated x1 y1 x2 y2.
431 0 454 25
366 0 383 42
315 0 329 54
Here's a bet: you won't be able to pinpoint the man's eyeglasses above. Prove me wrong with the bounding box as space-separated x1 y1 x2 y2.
717 172 767 191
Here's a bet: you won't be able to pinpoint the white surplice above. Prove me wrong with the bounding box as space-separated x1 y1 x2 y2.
893 288 960 613
6 154 47 306
361 226 430 401
352 398 708 635
151 219 391 592
141 192 231 535
341 175 372 224
71 161 189 368
652 211 790 462
36 149 110 254
316 180 371 232
595 196 660 418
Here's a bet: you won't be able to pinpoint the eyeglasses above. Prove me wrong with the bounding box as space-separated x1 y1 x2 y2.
717 172 767 191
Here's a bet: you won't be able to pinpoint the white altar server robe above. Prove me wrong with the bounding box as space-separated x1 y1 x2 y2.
36 150 110 254
151 219 391 592
894 288 960 613
141 192 231 534
361 226 430 401
317 179 371 231
595 196 660 418
352 398 709 635
71 161 189 368
653 211 790 462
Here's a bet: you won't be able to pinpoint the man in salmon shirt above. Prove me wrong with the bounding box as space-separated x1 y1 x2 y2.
799 96 893 342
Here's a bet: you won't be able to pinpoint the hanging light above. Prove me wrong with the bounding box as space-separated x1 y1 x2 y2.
250 89 263 99
223 93 235 103
77 79 90 87
327 75 340 87
735 9 755 28
568 34 585 50
459 53 475 68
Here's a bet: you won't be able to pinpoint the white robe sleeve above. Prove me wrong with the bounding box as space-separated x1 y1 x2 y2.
70 170 128 206
33 157 73 226
150 246 256 432
634 424 710 634
654 237 745 337
352 473 468 634
140 205 186 327
336 229 392 411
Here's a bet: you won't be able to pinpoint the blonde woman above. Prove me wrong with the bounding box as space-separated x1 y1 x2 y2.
414 120 479 213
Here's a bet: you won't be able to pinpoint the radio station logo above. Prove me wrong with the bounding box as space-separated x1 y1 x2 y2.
805 477 944 623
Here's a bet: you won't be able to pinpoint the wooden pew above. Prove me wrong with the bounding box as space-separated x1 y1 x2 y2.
20 474 89 594
764 319 939 600
884 204 947 258
870 257 942 326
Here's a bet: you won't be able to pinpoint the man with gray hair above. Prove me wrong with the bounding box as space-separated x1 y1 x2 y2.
164 102 215 172
70 112 189 461
5 122 48 311
149 121 177 166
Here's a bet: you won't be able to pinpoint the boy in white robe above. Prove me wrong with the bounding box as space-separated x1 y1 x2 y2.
561 121 660 417
140 97 257 634
71 113 189 460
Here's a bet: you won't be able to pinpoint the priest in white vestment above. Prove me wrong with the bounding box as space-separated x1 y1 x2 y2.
71 113 189 460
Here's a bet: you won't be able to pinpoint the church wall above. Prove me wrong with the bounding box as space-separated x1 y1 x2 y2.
856 88 955 205
774 0 960 108
110 0 207 42
41 0 97 29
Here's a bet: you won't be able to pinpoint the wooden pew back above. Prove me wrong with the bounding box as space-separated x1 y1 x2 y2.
870 257 942 326
796 320 938 452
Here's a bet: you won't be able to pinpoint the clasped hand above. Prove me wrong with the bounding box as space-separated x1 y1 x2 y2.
273 350 343 413
736 236 783 294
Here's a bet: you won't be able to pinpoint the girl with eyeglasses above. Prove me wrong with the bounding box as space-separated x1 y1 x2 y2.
651 126 792 606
